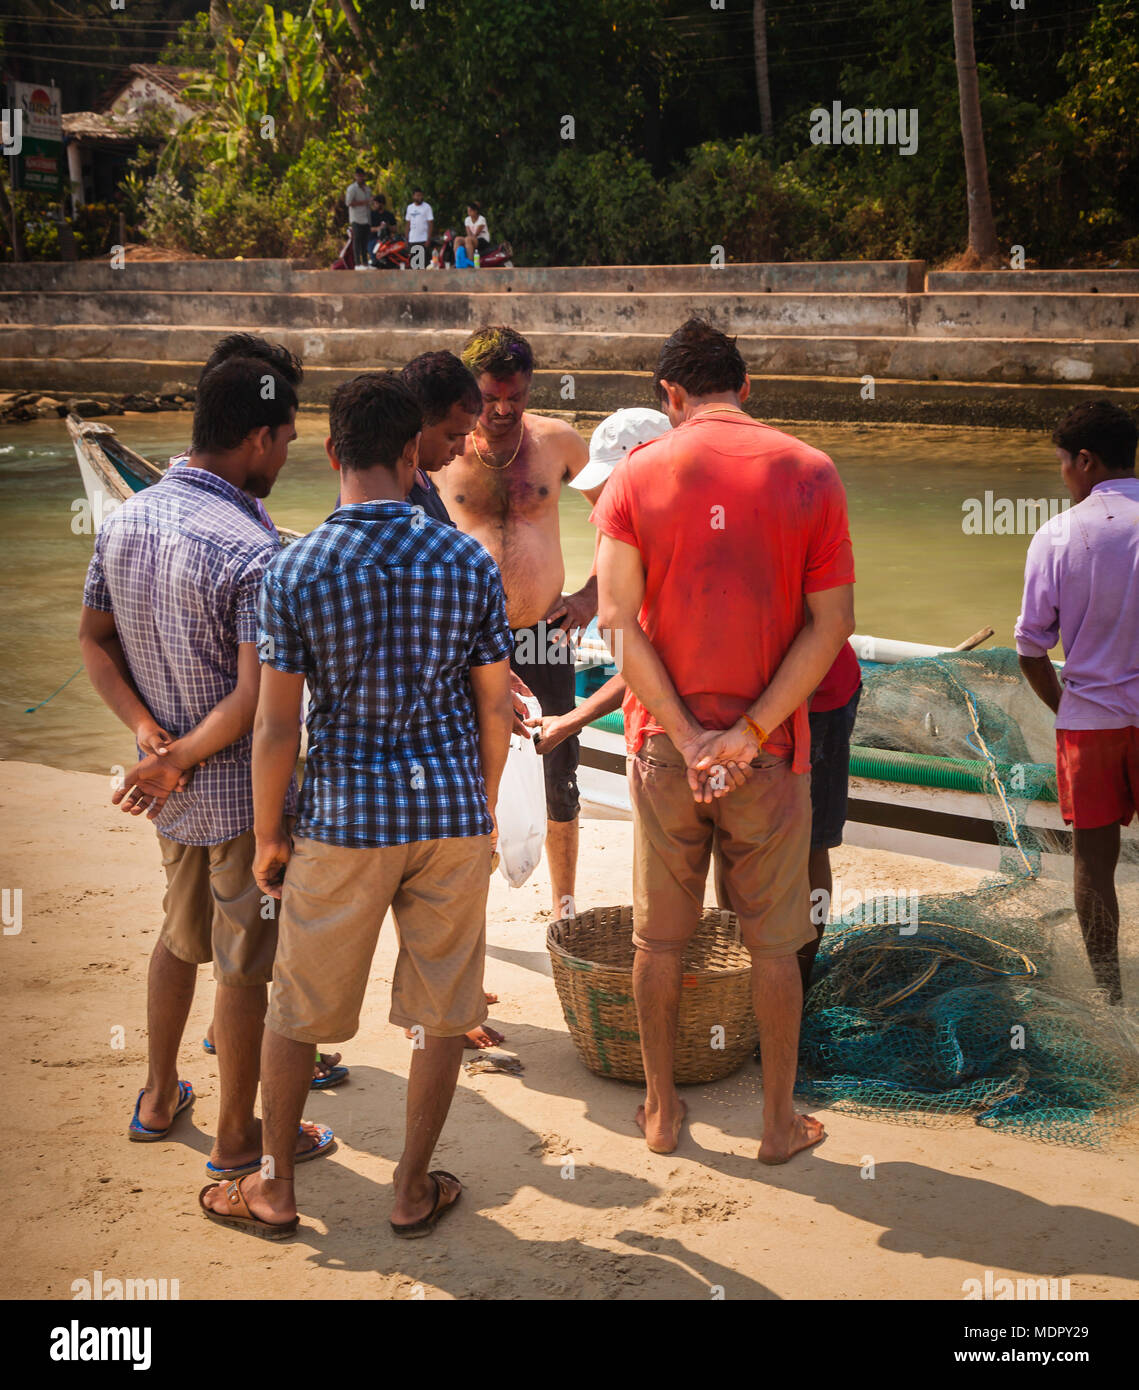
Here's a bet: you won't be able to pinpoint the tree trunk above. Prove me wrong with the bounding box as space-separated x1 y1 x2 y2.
339 0 381 79
0 169 25 261
753 0 773 139
951 0 999 263
209 0 240 81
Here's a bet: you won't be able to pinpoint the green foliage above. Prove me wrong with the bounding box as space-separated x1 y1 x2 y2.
60 0 1133 266
506 150 666 267
278 134 407 260
170 3 349 172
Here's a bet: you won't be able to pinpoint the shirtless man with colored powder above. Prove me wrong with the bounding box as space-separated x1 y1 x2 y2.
436 325 598 916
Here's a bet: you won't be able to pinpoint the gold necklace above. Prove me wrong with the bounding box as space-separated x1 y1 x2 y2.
472 421 525 470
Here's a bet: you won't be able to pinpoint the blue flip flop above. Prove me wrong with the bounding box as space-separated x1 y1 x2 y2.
204 1122 335 1180
310 1063 349 1090
128 1080 194 1142
202 1037 216 1055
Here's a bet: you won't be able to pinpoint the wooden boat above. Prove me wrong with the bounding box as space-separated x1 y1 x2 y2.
69 414 1138 883
66 413 303 543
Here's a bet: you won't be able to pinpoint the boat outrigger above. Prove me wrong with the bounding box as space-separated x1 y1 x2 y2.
68 413 1139 885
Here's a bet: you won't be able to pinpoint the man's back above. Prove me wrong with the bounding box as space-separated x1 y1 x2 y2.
592 412 854 768
259 500 512 847
82 466 278 841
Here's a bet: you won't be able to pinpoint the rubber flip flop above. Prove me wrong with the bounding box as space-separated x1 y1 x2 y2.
127 1080 193 1142
202 1037 216 1055
390 1171 462 1239
198 1174 299 1241
204 1122 335 1180
310 1063 349 1090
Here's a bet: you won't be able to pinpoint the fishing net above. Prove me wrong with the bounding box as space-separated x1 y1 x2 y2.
796 648 1139 1148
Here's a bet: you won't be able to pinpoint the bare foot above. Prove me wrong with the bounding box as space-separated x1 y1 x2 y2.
200 1171 296 1224
313 1051 342 1081
635 1098 688 1154
465 1025 505 1050
209 1119 329 1174
758 1113 825 1165
137 1080 184 1133
391 1170 461 1229
483 990 499 1005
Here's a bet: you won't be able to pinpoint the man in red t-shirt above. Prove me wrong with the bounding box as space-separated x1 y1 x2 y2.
594 318 855 1164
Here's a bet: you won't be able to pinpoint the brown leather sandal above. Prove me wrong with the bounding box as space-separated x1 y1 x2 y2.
198 1174 299 1240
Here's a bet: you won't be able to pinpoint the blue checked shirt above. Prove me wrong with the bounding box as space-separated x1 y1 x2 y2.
83 466 297 846
258 500 513 849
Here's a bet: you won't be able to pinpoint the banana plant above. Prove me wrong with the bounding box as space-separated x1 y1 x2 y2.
167 2 346 171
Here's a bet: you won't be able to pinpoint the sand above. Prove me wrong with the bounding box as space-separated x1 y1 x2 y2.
1 759 1136 1301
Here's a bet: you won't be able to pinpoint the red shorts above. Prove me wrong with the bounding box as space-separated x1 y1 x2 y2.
1055 727 1139 829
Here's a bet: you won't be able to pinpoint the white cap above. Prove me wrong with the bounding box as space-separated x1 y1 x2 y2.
569 407 672 491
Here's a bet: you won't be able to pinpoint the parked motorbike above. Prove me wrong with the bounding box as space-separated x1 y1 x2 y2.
331 225 412 270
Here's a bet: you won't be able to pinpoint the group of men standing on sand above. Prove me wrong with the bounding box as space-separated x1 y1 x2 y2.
79 313 1137 1242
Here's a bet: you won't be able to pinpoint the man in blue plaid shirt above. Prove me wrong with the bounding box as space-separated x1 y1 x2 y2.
80 353 334 1179
200 372 514 1241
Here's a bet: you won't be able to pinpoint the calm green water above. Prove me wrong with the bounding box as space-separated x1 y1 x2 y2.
0 414 1069 775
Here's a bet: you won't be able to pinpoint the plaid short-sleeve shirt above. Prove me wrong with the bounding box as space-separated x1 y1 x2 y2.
258 499 512 848
83 466 297 845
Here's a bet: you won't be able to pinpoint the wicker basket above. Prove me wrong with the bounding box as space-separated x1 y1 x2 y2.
547 904 757 1084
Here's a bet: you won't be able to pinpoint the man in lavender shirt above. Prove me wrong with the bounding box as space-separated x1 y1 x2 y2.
1015 400 1139 1004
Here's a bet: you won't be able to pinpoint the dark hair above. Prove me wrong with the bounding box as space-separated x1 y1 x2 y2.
191 357 298 453
467 200 481 214
412 187 423 195
328 372 422 473
401 351 481 425
374 193 386 205
354 167 366 177
1052 400 1138 473
653 317 747 403
461 324 534 379
200 333 303 387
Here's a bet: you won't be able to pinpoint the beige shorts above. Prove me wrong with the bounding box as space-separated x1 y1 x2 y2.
265 834 493 1045
157 828 275 987
629 734 815 959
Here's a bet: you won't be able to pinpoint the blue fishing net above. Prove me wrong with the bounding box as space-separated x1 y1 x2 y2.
796 650 1139 1148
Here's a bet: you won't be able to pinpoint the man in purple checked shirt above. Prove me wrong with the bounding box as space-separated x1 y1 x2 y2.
80 354 336 1181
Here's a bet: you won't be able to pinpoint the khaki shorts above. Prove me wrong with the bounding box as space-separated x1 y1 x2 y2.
630 734 815 959
265 834 493 1045
157 828 275 987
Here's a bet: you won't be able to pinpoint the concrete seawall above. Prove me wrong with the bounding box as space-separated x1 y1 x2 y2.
1 259 1136 424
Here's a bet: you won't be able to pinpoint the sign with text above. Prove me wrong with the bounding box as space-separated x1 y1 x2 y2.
10 82 62 192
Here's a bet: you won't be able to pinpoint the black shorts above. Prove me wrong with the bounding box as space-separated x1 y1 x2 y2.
808 685 861 850
510 621 580 823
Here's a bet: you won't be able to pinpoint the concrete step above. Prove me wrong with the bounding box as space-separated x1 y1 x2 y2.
3 323 1134 385
0 258 927 295
7 359 1137 427
4 289 1135 340
0 258 315 292
926 269 1139 294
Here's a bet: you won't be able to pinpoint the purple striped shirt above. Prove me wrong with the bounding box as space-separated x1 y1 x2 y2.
83 466 297 844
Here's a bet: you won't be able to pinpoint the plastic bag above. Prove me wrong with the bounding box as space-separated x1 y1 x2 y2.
494 696 546 887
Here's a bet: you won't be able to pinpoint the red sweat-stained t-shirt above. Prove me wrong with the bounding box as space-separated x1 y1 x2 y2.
810 639 862 713
591 412 855 774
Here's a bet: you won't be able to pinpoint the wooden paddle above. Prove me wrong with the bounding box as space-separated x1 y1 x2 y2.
952 626 995 651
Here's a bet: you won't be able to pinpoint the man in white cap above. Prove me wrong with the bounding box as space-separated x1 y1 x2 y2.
530 408 672 753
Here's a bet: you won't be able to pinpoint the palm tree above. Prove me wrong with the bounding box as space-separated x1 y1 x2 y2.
753 0 773 138
951 0 999 263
